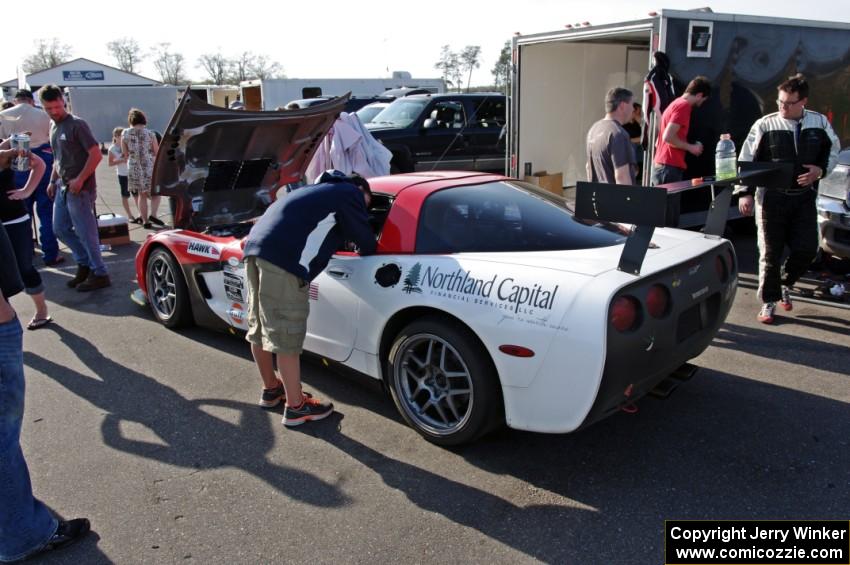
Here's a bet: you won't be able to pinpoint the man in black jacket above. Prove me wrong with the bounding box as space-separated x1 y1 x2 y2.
243 171 376 426
738 74 840 324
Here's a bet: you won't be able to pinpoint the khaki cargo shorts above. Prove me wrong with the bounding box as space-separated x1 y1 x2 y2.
245 257 310 355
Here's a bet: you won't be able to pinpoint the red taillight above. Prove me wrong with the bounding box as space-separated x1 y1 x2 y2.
610 296 640 332
715 255 728 282
498 345 535 358
726 248 736 275
646 284 670 318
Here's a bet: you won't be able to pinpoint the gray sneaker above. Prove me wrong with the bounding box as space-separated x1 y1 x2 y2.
259 385 285 408
282 395 333 427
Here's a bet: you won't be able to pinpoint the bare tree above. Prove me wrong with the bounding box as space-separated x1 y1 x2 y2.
231 51 255 84
152 43 188 85
434 45 455 89
23 38 73 73
449 54 463 93
248 55 284 80
106 37 144 73
459 45 481 93
491 41 511 92
198 52 232 85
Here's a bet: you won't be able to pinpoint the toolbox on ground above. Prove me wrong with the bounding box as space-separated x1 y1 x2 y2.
97 213 130 246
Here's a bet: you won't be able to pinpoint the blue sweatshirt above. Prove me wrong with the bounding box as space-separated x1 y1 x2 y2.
243 179 376 281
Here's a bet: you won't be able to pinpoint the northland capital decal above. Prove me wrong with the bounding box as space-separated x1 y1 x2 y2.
402 262 559 314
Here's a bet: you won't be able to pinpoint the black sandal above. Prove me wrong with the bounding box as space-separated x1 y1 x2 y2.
27 316 53 330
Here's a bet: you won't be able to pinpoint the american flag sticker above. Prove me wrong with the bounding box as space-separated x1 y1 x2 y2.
309 282 319 301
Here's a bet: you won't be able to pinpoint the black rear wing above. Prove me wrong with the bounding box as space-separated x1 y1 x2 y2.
575 163 793 275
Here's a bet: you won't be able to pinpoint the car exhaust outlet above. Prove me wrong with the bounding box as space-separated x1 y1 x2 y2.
648 377 680 399
669 362 698 381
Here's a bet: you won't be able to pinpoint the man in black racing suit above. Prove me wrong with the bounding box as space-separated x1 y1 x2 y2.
737 74 840 324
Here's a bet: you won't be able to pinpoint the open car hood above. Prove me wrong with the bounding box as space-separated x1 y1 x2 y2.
152 91 348 230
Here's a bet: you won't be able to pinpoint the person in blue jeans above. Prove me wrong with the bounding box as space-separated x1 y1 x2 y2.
39 85 109 292
0 224 90 562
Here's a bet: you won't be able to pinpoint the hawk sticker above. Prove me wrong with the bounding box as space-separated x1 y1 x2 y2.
186 240 221 260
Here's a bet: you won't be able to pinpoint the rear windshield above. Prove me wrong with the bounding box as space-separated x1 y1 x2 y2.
368 98 429 128
416 181 627 253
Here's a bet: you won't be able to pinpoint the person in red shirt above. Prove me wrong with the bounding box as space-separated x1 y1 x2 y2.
651 76 711 225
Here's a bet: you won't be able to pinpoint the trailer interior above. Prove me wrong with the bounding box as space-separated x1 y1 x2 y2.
513 25 653 187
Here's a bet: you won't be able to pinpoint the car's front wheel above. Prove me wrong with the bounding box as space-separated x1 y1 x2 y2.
145 248 192 328
387 316 502 446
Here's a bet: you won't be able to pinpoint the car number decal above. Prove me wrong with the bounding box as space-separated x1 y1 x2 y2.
223 270 245 301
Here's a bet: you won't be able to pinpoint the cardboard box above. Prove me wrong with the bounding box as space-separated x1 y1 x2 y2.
523 171 564 196
97 213 130 246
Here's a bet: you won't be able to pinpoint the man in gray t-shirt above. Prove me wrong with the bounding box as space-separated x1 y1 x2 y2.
39 84 109 292
585 87 636 185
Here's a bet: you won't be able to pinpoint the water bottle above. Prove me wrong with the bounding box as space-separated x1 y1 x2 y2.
715 134 737 180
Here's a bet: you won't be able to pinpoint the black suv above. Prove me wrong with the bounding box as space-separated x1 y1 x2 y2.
365 93 506 174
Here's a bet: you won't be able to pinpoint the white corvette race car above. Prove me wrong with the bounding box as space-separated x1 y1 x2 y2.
135 93 737 445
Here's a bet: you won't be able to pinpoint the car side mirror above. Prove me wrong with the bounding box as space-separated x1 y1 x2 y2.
422 118 437 130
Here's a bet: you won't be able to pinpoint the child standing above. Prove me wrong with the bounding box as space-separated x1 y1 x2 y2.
108 127 140 223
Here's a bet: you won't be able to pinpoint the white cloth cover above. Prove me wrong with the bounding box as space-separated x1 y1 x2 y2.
306 112 392 183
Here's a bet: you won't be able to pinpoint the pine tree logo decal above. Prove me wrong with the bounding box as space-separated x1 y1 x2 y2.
402 262 423 294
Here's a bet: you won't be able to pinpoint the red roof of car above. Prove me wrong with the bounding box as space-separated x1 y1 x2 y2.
374 171 508 254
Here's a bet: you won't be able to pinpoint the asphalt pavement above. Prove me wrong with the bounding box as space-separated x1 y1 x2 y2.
10 161 849 564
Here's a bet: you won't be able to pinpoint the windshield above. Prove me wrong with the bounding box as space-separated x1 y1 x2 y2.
417 181 628 253
367 98 429 128
356 105 387 124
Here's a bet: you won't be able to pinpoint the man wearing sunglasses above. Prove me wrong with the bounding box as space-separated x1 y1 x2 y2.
737 74 840 324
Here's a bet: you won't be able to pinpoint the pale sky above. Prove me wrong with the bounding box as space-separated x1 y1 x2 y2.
5 0 850 86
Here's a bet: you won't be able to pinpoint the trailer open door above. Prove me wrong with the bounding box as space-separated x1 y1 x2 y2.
509 21 656 189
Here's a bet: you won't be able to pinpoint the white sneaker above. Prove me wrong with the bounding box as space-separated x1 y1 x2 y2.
780 286 793 311
757 302 776 324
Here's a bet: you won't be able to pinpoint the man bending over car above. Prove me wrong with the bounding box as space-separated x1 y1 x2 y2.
243 170 376 426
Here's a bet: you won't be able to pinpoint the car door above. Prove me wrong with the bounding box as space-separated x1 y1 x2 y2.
413 99 472 171
303 253 366 362
462 96 507 172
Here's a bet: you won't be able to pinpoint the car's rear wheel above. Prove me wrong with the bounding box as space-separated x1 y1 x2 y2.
146 248 192 328
387 316 502 446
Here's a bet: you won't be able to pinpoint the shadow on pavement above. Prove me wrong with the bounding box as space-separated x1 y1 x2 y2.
294 361 850 563
23 326 349 510
715 323 850 373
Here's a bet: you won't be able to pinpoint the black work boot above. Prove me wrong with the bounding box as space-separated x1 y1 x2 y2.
76 273 111 292
67 264 91 288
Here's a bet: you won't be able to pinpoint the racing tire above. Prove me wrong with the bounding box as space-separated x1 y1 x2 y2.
145 248 193 329
387 316 503 446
